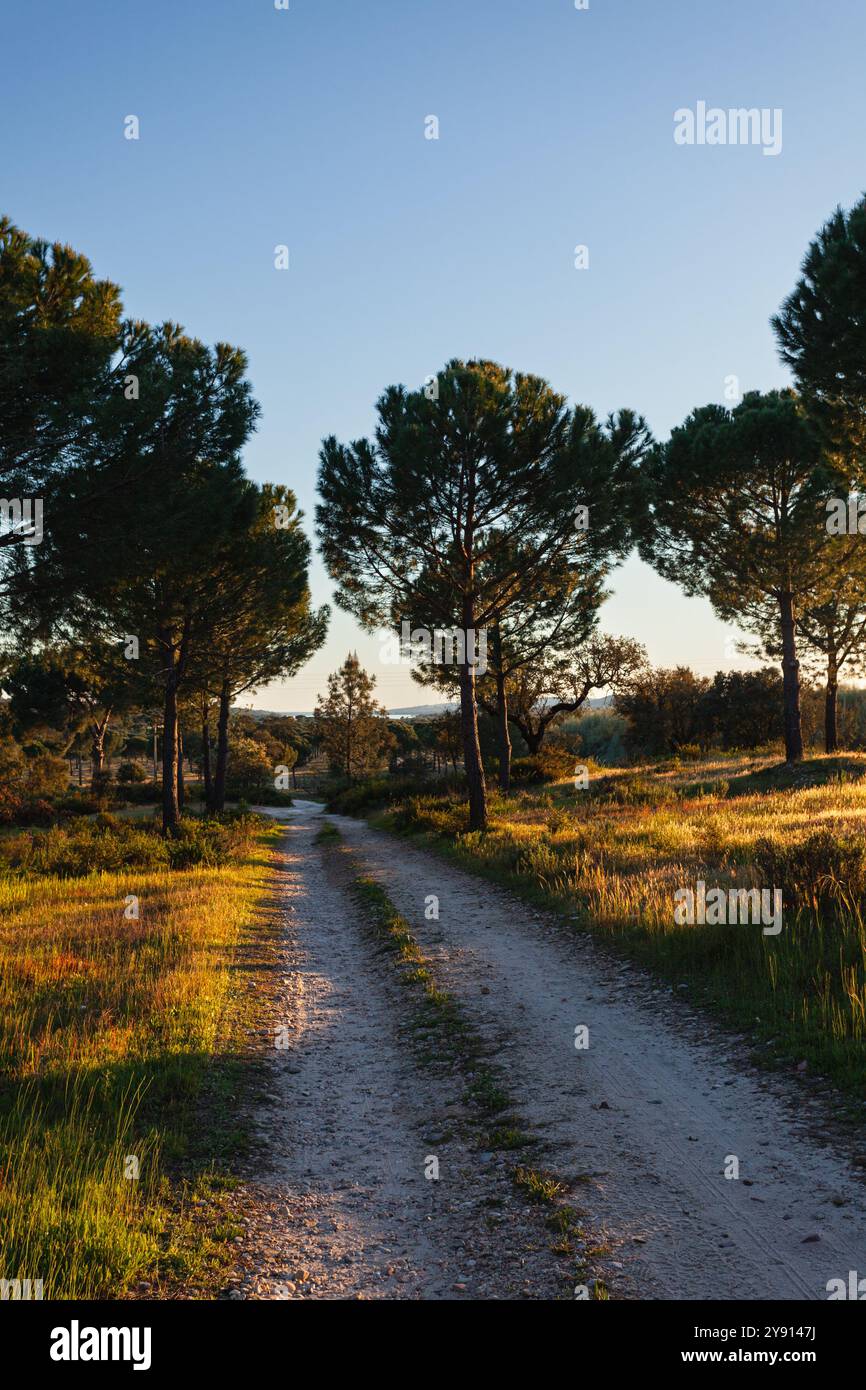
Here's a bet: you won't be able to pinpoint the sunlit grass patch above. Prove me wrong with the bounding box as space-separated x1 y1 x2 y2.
0 821 279 1298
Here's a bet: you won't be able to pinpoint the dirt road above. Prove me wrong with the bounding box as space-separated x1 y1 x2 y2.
235 801 866 1301
229 800 566 1299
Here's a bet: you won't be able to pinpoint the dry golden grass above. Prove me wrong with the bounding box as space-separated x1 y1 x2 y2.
0 824 279 1299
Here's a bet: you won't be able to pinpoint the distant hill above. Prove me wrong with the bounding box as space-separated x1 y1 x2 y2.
241 695 613 720
240 703 455 719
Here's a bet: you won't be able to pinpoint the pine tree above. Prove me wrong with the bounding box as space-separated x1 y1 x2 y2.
317 359 648 828
772 193 866 462
314 654 392 781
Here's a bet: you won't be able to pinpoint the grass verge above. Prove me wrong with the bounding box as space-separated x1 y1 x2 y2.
369 753 866 1105
0 819 282 1299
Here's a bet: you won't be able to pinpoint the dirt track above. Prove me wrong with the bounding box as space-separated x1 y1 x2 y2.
229 800 568 1299
238 800 866 1301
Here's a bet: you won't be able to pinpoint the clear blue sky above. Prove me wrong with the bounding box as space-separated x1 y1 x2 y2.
3 0 865 709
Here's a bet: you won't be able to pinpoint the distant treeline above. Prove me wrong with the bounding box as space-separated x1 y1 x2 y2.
562 670 866 765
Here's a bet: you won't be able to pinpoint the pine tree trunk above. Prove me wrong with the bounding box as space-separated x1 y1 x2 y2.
213 681 231 812
492 624 511 793
825 654 839 755
162 678 181 836
345 695 353 781
202 713 213 809
458 607 488 831
779 590 804 763
176 726 185 814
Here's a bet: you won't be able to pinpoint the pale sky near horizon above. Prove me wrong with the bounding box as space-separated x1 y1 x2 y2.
3 0 865 710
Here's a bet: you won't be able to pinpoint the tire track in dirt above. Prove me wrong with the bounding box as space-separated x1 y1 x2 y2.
329 812 866 1301
227 802 573 1299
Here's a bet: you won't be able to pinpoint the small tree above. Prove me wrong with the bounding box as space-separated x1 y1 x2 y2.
616 667 711 757
797 596 866 752
314 654 392 781
196 483 327 811
224 731 273 800
497 633 646 758
698 670 785 750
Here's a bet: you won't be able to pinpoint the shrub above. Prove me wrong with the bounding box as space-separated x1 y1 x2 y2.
389 793 465 837
54 793 103 815
0 811 262 878
753 830 866 912
509 758 548 787
511 747 575 786
15 798 56 827
25 753 70 798
224 734 274 799
114 782 160 806
239 788 293 808
676 744 704 762
589 773 676 806
0 788 57 827
327 773 465 816
0 740 69 804
570 710 629 766
0 785 24 825
117 761 147 784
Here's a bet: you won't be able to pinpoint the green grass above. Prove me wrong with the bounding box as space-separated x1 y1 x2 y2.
350 871 534 1151
0 819 282 1298
314 820 341 845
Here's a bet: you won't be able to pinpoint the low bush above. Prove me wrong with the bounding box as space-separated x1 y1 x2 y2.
327 773 465 816
230 786 294 808
753 830 866 912
0 811 262 878
589 773 677 806
510 747 575 786
117 760 147 784
0 788 56 826
389 792 466 837
115 782 161 806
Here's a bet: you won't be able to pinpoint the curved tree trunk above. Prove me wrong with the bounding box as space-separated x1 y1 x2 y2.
510 715 544 756
90 730 105 785
525 728 544 757
779 590 804 763
90 709 112 787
